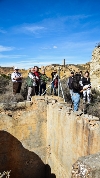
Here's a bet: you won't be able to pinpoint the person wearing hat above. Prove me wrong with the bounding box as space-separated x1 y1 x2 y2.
11 67 23 95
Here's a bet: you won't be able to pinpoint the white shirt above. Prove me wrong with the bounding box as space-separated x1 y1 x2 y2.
53 73 58 81
11 72 22 82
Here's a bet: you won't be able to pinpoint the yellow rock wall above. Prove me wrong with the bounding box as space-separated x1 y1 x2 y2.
0 96 100 177
46 102 100 177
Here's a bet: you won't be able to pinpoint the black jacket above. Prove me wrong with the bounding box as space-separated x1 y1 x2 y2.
82 77 90 86
67 76 74 89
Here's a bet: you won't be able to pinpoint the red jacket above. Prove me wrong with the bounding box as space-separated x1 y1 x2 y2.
34 71 40 84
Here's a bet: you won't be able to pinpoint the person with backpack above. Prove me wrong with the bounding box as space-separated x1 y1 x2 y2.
67 71 74 99
26 67 36 101
82 71 91 104
71 74 83 111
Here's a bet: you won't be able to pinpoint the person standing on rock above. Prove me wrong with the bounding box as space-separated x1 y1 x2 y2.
53 71 58 95
79 71 83 98
50 69 58 95
26 67 36 101
79 71 83 86
82 71 91 104
34 66 41 95
39 69 48 95
67 71 74 99
11 67 23 95
71 74 83 111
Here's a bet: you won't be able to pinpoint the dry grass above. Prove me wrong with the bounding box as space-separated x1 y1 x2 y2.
0 76 26 104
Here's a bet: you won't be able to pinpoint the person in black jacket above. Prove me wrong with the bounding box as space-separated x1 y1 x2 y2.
71 74 83 111
67 71 74 99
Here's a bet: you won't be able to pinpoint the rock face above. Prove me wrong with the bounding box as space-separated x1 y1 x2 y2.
0 96 100 177
90 47 100 91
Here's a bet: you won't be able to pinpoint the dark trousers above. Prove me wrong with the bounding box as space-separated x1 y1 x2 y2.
40 84 46 95
35 84 39 95
13 82 22 94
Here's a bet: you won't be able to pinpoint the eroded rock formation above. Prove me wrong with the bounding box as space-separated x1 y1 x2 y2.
0 96 100 177
90 47 100 91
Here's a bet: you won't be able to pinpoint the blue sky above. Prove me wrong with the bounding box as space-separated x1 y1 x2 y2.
0 0 100 69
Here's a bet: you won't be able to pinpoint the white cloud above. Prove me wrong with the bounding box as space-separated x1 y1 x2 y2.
13 24 46 35
0 45 14 52
24 26 45 33
53 46 57 49
9 14 97 40
0 54 26 58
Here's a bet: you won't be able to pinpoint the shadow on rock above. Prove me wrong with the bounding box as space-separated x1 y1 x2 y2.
0 131 56 178
45 164 56 178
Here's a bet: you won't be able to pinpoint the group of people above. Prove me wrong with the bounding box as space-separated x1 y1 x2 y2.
11 66 91 111
11 66 59 101
11 66 51 101
67 70 91 111
26 66 48 101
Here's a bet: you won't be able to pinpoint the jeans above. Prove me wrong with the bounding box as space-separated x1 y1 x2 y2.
51 82 54 94
72 93 80 111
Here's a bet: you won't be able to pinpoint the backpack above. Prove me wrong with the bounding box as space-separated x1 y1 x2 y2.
26 76 33 87
68 77 73 89
72 74 81 90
